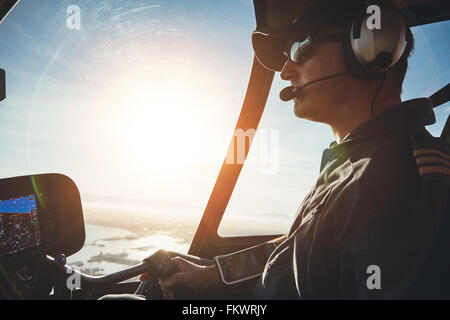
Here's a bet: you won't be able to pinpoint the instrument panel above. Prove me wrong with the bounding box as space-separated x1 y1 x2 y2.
0 174 85 257
0 174 85 299
0 195 42 256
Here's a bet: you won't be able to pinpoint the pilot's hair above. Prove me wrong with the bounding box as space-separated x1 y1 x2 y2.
390 27 415 94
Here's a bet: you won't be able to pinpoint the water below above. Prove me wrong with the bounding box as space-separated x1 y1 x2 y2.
67 224 190 276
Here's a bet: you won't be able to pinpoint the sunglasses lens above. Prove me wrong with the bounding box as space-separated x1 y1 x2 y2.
289 37 310 63
289 41 300 62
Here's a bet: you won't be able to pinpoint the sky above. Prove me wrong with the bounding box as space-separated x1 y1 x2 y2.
0 0 448 236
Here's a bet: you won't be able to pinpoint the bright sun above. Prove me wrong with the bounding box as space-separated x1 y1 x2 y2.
88 57 228 178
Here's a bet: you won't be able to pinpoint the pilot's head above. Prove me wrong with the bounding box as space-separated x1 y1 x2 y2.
253 0 415 128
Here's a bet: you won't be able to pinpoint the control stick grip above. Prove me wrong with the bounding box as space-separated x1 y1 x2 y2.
159 258 179 279
143 250 197 298
143 249 186 279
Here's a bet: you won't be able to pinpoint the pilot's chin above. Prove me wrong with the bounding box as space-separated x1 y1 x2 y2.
293 98 308 119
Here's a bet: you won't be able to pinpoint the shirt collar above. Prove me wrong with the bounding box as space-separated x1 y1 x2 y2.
320 98 435 172
341 98 435 144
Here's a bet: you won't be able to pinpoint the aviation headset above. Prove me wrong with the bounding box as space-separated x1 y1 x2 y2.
343 5 408 80
278 3 410 101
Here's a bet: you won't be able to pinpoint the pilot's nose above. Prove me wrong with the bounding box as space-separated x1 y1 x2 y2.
280 59 298 81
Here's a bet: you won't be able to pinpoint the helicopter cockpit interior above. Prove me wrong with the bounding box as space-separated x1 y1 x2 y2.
0 0 449 301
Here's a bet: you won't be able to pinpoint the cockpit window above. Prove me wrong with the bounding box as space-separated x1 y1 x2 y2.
0 0 255 275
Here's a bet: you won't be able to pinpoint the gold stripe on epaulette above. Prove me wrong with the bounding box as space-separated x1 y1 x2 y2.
419 166 450 175
413 148 450 161
415 156 450 167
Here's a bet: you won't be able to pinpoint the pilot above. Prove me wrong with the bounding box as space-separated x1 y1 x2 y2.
145 0 441 299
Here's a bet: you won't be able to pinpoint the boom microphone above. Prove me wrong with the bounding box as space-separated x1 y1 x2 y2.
279 86 297 102
279 72 352 102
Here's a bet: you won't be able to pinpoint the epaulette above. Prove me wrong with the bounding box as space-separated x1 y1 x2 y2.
411 129 450 178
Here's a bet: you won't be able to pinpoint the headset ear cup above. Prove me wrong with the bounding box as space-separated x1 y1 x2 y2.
343 19 383 80
344 7 407 80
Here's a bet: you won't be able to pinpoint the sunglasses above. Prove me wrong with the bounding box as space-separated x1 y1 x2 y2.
284 32 343 64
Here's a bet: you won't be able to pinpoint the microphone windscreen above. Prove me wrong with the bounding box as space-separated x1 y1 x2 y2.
280 86 296 102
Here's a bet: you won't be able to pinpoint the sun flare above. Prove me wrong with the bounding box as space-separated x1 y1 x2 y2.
87 54 228 177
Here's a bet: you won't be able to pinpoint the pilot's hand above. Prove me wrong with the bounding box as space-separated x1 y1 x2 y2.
157 257 221 299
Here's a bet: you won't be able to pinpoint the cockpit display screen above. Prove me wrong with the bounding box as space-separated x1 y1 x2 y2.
0 195 41 256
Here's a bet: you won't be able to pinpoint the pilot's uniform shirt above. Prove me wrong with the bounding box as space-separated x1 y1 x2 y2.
254 99 437 299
